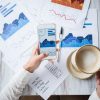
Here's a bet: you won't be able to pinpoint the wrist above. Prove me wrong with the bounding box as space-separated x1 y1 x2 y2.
24 65 35 73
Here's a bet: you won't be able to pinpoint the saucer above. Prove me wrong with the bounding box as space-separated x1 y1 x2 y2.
66 51 93 79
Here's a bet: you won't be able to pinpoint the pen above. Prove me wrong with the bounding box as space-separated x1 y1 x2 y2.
60 27 64 41
57 27 63 62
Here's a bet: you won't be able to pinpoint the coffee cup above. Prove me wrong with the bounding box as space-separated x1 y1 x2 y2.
71 45 100 74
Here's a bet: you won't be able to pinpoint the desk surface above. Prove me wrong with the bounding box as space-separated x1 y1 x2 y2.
0 0 100 96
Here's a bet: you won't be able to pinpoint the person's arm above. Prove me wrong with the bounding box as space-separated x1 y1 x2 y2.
89 71 100 100
0 68 32 100
0 47 48 100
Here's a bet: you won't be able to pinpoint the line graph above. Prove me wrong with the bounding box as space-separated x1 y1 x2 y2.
49 9 76 23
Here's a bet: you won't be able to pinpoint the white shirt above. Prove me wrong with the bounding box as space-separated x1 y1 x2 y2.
0 65 99 100
0 68 32 100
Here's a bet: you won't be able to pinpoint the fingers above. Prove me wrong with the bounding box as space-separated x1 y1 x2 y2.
32 48 38 55
32 44 40 55
37 53 48 61
56 40 60 44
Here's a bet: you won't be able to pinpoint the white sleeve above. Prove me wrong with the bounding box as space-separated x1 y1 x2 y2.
0 68 32 100
89 90 100 100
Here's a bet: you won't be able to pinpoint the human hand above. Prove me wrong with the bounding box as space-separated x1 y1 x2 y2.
96 71 100 98
24 46 48 73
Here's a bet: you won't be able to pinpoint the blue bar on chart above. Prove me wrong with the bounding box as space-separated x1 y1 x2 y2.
48 29 55 36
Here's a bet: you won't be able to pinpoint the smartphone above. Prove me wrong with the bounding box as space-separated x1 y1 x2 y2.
38 24 57 59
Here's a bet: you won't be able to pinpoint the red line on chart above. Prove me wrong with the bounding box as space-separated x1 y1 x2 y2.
49 9 76 23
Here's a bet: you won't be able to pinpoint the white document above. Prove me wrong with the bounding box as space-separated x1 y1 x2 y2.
61 9 98 48
20 0 48 18
0 0 39 70
29 60 67 100
40 0 90 29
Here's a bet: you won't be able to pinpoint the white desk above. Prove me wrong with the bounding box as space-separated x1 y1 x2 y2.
0 0 100 96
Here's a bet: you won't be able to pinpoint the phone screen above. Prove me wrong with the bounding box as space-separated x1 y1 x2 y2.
38 24 56 59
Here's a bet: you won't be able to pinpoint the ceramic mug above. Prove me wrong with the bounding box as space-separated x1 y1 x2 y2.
71 45 100 74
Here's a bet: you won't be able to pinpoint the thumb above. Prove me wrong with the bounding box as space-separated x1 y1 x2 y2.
37 53 48 61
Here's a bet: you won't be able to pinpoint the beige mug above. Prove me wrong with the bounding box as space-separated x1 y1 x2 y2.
71 45 100 74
